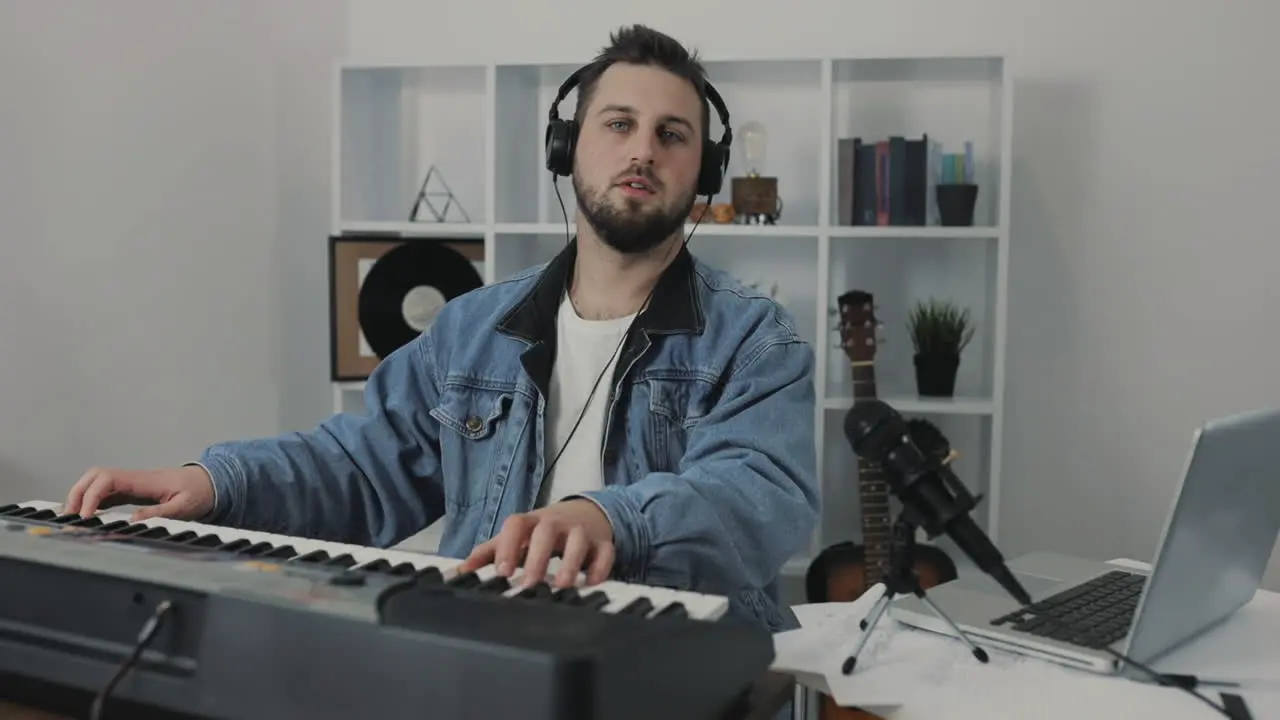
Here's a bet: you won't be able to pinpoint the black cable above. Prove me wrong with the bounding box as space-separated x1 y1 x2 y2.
997 593 1240 719
88 599 172 720
541 176 710 482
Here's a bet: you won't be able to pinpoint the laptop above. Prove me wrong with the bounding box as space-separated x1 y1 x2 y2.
888 406 1280 676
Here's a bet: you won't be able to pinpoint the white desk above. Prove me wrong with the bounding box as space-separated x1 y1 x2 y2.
783 559 1279 719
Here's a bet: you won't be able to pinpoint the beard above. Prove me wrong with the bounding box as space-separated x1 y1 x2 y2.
573 170 695 255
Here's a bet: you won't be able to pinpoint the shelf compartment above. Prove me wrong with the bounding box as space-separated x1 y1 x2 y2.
338 64 488 227
824 234 999 401
828 56 1007 230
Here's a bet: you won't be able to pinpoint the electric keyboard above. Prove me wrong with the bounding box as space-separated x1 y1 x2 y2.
0 500 773 720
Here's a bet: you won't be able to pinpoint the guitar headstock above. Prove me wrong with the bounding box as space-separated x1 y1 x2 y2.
835 289 882 365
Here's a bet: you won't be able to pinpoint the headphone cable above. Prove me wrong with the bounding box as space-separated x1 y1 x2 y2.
540 180 709 481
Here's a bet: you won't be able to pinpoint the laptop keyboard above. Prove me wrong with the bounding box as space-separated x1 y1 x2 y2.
990 569 1145 649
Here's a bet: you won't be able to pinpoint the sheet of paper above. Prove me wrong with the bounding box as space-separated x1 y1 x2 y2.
773 584 935 710
772 583 885 676
823 617 1024 709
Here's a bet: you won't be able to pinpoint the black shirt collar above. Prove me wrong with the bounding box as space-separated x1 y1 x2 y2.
495 238 704 344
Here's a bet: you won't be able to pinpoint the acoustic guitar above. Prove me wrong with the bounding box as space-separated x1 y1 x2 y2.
805 289 960 720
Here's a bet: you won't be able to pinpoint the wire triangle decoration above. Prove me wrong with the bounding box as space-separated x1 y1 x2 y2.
409 165 471 223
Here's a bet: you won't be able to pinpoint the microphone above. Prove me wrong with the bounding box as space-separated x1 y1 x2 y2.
844 398 1033 606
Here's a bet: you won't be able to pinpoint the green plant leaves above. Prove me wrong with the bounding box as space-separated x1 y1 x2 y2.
906 298 975 355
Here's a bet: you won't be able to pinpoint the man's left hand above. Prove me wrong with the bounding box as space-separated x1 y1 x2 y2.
457 499 615 588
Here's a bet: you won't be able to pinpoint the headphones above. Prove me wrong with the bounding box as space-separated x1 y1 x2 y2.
544 63 734 197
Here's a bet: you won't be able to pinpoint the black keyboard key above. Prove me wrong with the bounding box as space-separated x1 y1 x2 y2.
116 524 152 536
653 602 689 619
240 541 275 557
294 550 330 564
552 587 580 603
477 576 511 593
358 559 418 576
8 507 40 518
0 504 20 515
136 526 170 539
264 545 297 559
620 598 654 616
515 582 554 600
448 572 481 589
325 553 358 568
412 567 444 584
571 591 611 611
165 530 199 544
217 539 251 553
98 520 130 533
51 514 83 524
27 509 57 521
67 516 104 528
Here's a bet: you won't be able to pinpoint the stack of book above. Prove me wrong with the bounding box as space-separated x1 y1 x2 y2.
835 135 974 226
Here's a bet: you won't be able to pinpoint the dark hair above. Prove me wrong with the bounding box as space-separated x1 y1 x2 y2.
572 25 712 142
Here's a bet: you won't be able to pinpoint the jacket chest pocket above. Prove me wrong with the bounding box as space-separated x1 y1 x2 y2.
430 385 517 511
645 378 711 471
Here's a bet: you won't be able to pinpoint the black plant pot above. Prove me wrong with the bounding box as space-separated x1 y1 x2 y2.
914 353 960 397
936 183 978 226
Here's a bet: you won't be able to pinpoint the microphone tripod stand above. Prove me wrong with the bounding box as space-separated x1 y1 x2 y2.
841 506 990 674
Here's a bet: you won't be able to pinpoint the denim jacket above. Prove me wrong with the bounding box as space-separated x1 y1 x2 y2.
197 240 820 633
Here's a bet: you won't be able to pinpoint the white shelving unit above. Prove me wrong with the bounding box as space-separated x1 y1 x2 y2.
330 54 1013 574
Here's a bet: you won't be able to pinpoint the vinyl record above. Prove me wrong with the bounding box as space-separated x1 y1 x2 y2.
357 241 483 359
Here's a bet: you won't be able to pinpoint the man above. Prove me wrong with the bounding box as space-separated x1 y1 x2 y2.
63 24 820 634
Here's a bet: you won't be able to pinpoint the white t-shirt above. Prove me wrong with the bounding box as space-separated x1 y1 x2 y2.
537 293 636 506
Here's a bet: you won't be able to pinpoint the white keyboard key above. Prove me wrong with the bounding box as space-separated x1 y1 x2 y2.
120 513 461 576
9 499 62 513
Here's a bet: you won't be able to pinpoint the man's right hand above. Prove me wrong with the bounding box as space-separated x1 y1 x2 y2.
64 465 216 522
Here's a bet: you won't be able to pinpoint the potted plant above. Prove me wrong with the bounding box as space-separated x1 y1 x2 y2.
906 298 975 397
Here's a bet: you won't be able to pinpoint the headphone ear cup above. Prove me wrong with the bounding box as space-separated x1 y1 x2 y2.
697 141 729 197
544 119 578 176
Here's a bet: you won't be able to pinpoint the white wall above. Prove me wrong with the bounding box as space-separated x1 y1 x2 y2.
0 0 344 504
347 0 1280 588
268 0 350 433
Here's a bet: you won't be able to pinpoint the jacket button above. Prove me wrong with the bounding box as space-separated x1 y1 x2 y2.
465 416 483 432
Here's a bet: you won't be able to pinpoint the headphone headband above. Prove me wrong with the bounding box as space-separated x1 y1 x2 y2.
544 61 734 197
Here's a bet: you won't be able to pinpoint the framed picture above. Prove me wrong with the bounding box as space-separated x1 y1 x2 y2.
328 233 484 382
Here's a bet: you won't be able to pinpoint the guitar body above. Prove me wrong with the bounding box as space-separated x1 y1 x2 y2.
807 540 957 605
807 290 960 720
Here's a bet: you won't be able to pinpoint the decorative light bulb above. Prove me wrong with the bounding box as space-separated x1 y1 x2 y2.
739 120 768 178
